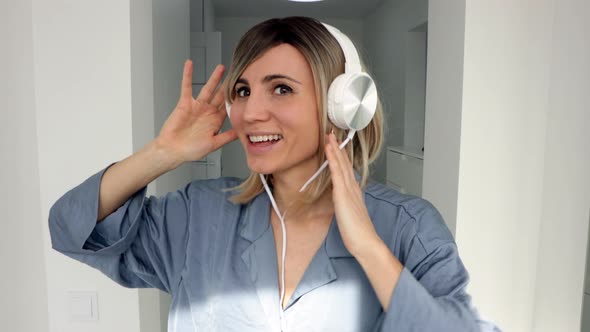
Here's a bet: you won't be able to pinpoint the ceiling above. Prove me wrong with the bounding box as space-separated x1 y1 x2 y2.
212 0 385 19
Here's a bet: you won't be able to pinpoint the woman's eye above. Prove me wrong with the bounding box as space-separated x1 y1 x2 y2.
274 84 292 95
236 87 250 97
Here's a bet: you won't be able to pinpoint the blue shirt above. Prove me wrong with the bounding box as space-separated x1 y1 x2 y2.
49 166 496 331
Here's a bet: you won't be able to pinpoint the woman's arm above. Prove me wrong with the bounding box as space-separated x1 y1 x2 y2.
325 132 481 331
49 60 237 293
97 140 176 221
353 236 403 311
97 60 236 222
325 131 402 310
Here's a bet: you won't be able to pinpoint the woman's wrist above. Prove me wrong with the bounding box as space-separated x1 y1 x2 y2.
350 231 386 261
145 139 184 174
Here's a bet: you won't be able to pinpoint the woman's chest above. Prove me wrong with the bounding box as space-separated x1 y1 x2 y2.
177 215 383 331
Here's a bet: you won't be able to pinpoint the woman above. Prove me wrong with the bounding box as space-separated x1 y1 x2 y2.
50 17 487 331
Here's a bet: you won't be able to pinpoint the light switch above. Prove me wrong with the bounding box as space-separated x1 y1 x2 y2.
68 291 98 321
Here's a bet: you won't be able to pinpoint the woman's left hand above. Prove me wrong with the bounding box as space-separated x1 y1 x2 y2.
325 132 382 257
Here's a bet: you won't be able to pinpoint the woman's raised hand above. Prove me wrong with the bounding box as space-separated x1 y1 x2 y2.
156 60 237 169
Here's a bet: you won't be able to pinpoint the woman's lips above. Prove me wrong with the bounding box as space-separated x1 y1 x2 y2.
246 138 282 154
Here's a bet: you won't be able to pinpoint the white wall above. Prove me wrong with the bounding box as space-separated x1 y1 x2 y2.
215 16 365 179
532 0 590 330
403 24 427 151
421 0 464 236
425 0 590 330
130 1 168 331
1 1 169 331
0 1 49 331
363 0 429 183
32 0 144 331
456 1 554 330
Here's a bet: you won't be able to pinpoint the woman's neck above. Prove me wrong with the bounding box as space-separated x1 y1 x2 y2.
270 163 334 221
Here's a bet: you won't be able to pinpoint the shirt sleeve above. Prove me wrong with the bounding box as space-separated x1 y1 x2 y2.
378 200 498 332
48 164 191 294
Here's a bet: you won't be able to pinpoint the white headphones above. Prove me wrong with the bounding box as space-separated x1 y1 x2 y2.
323 24 378 131
225 23 377 132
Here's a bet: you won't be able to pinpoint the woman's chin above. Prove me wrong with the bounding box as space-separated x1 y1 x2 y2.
246 159 277 175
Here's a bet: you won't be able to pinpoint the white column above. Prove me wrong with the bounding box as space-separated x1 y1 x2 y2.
0 0 49 330
532 0 590 330
456 1 554 330
423 0 590 330
32 0 161 331
423 0 466 236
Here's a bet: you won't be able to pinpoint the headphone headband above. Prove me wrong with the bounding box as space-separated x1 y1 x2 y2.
322 23 362 73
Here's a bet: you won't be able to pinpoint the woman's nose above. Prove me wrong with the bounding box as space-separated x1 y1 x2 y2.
242 92 271 123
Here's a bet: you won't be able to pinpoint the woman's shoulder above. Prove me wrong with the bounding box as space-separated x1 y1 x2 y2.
363 180 455 251
363 180 437 221
183 176 244 203
187 176 243 191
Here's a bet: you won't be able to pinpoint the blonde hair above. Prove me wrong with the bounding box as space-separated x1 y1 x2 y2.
224 17 383 213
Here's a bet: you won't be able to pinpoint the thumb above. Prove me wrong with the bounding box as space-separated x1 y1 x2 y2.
211 129 238 151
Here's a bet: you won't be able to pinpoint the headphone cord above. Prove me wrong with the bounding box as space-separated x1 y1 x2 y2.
259 129 355 331
260 173 288 331
299 130 356 192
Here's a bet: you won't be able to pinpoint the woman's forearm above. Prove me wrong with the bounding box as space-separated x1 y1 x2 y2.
354 237 404 311
97 139 179 222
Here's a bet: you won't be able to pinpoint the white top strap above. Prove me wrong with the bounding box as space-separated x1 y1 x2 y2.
322 23 362 73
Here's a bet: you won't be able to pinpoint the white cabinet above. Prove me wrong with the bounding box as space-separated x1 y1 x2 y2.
386 146 423 196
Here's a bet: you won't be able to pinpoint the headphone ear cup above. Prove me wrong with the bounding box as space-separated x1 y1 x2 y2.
327 74 350 129
327 72 378 131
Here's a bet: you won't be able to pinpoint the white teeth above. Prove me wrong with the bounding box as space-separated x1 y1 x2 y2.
248 134 283 143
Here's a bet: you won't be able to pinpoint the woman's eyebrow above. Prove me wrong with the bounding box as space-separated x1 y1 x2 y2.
236 74 302 86
263 74 302 85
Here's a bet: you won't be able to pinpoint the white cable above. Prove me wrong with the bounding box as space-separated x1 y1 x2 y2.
299 130 356 192
259 174 288 331
258 130 355 331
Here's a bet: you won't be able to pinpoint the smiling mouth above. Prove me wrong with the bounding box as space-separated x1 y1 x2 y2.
248 134 283 143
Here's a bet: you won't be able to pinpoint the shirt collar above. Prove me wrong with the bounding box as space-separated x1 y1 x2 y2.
325 216 353 258
238 191 271 243
238 188 354 259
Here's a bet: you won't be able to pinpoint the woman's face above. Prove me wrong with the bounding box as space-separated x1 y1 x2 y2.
230 43 320 176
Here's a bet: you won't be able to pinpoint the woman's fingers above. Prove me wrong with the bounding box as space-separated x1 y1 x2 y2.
197 64 225 104
337 136 357 181
325 142 338 179
210 80 227 110
180 60 194 101
328 133 352 186
212 128 238 151
326 134 344 187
